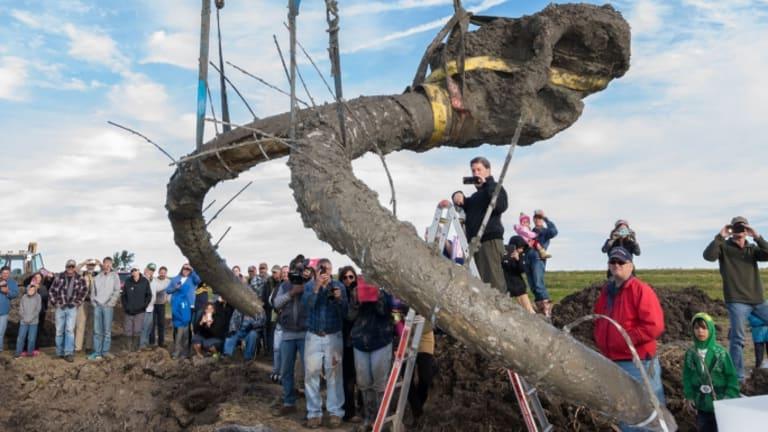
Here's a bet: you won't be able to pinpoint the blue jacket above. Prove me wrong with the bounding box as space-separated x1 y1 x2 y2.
526 217 558 263
167 271 201 327
748 313 768 343
0 278 19 315
303 279 348 335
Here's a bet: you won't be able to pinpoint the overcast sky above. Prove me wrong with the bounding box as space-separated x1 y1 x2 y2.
1 0 767 273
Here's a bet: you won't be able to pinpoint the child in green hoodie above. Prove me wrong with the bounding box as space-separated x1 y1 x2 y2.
682 312 740 432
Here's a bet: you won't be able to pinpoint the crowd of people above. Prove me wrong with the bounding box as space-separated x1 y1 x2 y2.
1 156 767 432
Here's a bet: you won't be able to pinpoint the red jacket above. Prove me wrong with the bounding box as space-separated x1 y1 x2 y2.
593 277 664 361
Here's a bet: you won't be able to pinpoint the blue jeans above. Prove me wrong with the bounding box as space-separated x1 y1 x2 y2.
525 257 548 301
92 304 114 356
15 323 38 355
0 314 8 352
224 328 260 360
273 324 283 375
616 357 666 431
139 311 153 348
305 331 345 419
280 337 305 406
354 344 393 421
55 307 77 356
726 301 768 380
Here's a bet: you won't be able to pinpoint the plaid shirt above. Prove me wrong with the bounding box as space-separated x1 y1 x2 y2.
49 272 88 308
302 280 348 335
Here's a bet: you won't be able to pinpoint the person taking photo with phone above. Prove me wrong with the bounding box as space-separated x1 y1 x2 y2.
704 216 768 381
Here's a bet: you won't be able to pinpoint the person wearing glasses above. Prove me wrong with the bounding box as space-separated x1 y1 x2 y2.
48 259 89 362
704 216 768 381
302 258 349 428
338 266 362 423
593 247 666 407
167 263 201 359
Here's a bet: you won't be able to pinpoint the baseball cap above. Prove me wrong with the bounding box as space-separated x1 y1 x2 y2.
608 247 633 263
65 259 77 268
614 219 629 228
85 258 99 267
146 263 157 271
271 265 282 272
730 216 749 226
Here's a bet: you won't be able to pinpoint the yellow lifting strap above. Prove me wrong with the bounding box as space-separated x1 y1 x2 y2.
421 83 452 147
425 55 610 92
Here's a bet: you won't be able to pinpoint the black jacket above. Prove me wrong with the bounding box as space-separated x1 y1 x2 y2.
122 276 152 315
501 255 527 297
460 176 508 242
194 307 229 339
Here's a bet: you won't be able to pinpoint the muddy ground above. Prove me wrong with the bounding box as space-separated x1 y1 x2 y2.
1 285 766 432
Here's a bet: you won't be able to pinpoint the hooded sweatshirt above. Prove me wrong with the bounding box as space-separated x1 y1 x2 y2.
122 275 152 315
682 312 740 413
93 270 121 307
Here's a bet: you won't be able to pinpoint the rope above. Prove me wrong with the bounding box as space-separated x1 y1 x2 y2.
215 1 231 132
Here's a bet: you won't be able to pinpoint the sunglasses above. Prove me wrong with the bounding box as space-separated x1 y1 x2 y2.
66 265 75 268
182 267 192 271
343 275 356 280
608 260 628 266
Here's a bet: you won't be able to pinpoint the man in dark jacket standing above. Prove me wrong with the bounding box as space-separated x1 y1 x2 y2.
453 156 508 293
272 263 308 417
703 216 768 381
122 268 152 351
49 259 89 362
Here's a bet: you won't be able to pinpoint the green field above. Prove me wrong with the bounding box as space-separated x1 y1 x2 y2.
545 268 768 303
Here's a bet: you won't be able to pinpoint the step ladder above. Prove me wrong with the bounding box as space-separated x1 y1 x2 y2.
425 203 479 275
507 369 553 432
372 308 425 432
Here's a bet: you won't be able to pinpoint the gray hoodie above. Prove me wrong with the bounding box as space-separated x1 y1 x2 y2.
20 292 42 325
93 270 121 307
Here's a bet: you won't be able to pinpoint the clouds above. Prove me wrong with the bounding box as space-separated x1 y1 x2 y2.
63 23 129 73
0 56 28 100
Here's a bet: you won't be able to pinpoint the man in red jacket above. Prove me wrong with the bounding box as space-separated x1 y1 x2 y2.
594 247 667 407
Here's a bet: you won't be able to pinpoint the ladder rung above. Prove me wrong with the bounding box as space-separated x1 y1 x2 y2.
526 387 537 396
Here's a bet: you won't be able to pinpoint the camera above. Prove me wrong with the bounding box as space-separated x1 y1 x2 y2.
288 263 305 285
732 223 746 234
462 176 479 185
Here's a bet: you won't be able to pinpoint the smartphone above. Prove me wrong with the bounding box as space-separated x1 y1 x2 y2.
462 176 477 185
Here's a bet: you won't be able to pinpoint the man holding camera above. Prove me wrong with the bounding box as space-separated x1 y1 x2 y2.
453 156 508 293
302 258 348 428
704 216 768 381
272 259 309 417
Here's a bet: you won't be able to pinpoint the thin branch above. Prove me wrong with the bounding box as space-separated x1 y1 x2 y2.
214 226 232 249
107 121 177 163
284 22 336 99
226 60 309 108
202 199 216 213
295 61 317 108
209 61 257 120
206 82 220 135
205 181 253 228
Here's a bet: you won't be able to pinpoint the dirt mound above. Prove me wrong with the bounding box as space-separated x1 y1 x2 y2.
743 368 768 396
552 284 727 343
